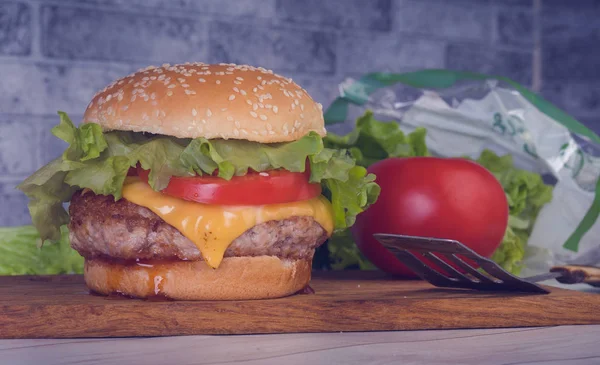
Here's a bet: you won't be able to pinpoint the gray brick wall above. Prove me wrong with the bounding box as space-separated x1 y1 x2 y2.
0 0 598 226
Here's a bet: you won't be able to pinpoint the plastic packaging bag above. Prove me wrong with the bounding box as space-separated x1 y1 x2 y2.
323 70 600 275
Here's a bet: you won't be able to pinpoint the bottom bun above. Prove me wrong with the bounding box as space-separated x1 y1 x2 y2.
84 256 312 300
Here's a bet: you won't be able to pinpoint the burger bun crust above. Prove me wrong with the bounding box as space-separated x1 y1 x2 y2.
84 256 312 300
83 63 326 143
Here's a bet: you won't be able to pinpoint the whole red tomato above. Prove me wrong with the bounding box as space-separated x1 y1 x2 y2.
352 157 509 278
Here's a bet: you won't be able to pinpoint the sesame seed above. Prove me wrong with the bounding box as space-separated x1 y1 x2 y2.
150 76 157 80
233 87 239 93
240 89 247 96
241 129 248 135
227 116 234 121
233 129 240 137
168 84 176 89
257 85 264 90
216 80 221 84
206 109 212 117
202 119 207 124
294 120 301 128
259 172 269 177
121 105 129 111
182 84 189 88
235 121 241 128
185 89 196 95
151 92 156 99
260 114 267 121
317 103 323 110
233 80 242 85
154 110 159 117
167 90 173 96
229 94 236 101
250 111 258 118
236 76 244 81
253 88 257 92
192 108 198 116
294 99 299 105
131 95 137 102
198 78 206 83
117 94 123 101
273 106 278 113
222 108 227 111
253 104 258 111
246 100 252 106
257 76 262 80
266 123 272 130
178 78 186 83
300 104 304 111
106 94 112 101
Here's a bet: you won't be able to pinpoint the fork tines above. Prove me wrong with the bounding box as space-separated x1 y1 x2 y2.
373 233 550 294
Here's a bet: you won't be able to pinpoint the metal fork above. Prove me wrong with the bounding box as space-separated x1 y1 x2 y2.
373 233 600 294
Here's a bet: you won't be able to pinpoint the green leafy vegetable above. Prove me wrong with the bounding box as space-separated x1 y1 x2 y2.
18 111 380 245
474 150 554 274
326 229 375 270
318 110 554 275
316 111 430 270
0 225 84 275
324 110 429 166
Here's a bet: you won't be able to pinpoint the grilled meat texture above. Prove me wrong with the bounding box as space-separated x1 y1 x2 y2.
68 190 329 261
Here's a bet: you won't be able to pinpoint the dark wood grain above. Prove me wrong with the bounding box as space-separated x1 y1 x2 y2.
1 271 599 339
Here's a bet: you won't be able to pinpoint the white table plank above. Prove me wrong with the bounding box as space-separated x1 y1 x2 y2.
2 326 600 365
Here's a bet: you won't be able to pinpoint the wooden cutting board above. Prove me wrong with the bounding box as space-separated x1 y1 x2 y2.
1 271 599 339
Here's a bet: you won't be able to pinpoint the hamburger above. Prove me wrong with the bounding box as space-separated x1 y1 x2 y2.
18 62 379 300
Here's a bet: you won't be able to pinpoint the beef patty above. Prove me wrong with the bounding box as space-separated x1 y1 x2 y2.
68 190 329 261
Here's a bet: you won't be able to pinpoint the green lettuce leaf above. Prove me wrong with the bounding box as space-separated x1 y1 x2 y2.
0 225 84 275
18 111 380 244
324 110 429 167
473 149 554 274
317 111 429 270
318 111 554 274
327 229 376 271
53 111 108 162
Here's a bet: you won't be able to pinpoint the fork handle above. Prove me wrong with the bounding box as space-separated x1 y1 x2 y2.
550 265 600 287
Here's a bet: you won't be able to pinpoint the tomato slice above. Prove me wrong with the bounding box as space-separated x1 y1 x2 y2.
136 166 322 206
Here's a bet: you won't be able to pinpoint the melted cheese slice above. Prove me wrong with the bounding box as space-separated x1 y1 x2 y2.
122 177 334 269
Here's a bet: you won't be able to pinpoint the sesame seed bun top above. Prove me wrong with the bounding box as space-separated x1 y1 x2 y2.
82 62 326 143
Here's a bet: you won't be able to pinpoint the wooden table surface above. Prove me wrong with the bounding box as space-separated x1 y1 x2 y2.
2 325 600 365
